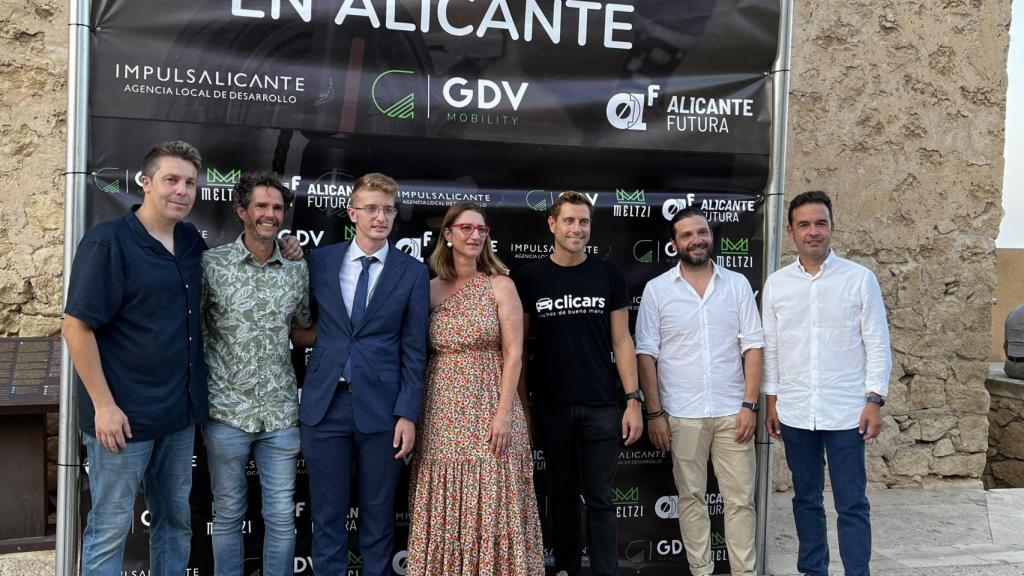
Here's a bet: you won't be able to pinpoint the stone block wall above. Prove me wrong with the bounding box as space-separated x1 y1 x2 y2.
985 367 1024 488
2 0 68 530
0 0 1012 493
777 0 1010 487
0 3 66 333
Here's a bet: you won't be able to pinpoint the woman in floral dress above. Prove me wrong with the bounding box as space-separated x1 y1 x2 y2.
407 202 544 576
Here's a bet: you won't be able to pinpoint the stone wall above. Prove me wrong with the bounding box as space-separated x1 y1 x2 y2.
985 366 1024 488
0 1 1011 492
1 0 68 529
0 2 66 334
777 0 1009 486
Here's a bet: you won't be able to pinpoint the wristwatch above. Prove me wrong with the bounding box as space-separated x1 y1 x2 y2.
625 390 644 404
866 394 885 407
741 401 759 413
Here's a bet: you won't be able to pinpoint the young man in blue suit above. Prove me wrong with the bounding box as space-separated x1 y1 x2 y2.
293 172 429 576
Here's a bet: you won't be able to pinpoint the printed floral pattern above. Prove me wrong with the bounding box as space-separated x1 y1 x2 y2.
201 235 311 433
407 273 544 576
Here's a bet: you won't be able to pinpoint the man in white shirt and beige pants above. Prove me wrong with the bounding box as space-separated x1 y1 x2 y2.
636 207 764 576
763 190 892 576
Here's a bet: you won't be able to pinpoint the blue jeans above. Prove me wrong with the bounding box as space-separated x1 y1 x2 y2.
535 403 621 576
81 424 195 576
204 422 300 576
781 424 871 576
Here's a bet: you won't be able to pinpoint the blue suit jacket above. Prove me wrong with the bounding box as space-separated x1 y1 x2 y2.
300 240 430 433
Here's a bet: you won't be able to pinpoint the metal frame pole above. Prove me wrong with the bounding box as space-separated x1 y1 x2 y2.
57 0 91 574
755 0 794 574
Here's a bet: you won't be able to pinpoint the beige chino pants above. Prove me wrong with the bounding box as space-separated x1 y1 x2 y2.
668 414 757 576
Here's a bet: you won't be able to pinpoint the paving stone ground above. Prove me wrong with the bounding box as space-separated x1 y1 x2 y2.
3 487 1023 575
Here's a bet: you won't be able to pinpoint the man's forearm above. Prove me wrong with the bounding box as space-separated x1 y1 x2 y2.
637 354 661 412
62 315 116 410
742 347 763 403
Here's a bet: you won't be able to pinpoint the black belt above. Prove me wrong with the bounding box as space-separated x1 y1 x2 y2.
1008 355 1023 363
337 378 351 391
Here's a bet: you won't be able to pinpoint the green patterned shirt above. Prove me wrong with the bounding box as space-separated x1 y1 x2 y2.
201 234 312 433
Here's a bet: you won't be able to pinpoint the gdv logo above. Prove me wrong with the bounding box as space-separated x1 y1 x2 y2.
607 85 661 130
442 77 529 111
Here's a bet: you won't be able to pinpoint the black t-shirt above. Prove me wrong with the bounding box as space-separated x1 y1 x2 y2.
515 256 629 406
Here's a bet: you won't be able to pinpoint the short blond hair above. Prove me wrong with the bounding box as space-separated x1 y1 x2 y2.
352 172 398 204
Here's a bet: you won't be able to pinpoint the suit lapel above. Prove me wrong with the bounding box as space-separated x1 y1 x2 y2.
354 246 408 334
325 241 353 332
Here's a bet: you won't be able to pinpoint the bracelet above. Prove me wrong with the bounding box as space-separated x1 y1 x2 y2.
644 410 665 420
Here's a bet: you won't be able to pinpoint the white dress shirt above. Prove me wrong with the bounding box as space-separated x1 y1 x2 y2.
635 263 765 418
340 241 389 315
762 250 892 431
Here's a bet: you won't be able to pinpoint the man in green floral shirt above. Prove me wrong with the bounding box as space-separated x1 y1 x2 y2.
200 171 312 576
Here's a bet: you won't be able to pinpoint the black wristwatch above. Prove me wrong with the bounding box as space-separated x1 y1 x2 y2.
865 394 885 407
741 401 759 413
625 390 644 404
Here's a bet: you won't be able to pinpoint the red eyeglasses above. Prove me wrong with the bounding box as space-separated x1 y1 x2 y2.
450 224 491 236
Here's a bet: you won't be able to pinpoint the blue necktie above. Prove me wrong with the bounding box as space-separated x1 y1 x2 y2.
344 255 375 383
351 255 375 328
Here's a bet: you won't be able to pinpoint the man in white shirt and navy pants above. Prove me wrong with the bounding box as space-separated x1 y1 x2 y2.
763 191 892 576
636 207 764 575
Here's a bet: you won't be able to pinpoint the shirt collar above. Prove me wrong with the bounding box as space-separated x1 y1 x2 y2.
125 205 198 254
673 261 722 282
348 240 389 264
231 232 284 266
796 249 837 278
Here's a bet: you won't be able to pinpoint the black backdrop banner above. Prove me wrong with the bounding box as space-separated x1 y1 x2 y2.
83 1 778 574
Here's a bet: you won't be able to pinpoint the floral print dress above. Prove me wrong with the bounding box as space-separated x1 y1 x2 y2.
407 273 544 576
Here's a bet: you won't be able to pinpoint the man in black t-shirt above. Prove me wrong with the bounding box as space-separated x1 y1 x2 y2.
516 191 643 576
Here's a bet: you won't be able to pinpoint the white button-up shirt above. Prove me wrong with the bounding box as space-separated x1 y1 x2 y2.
635 263 765 418
340 241 389 314
762 251 892 430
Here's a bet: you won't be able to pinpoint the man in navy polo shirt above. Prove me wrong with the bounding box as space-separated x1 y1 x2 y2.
63 141 209 575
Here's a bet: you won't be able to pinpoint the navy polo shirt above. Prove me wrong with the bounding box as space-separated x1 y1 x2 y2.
65 206 208 441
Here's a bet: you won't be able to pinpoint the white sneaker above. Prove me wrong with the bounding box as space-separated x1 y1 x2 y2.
554 572 569 576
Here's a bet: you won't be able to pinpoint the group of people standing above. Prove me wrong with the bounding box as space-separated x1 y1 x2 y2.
64 140 891 576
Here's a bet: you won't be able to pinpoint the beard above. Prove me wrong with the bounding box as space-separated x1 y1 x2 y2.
680 243 710 266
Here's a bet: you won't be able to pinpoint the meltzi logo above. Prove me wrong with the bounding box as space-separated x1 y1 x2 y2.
613 486 639 505
207 167 241 187
372 69 416 119
720 236 749 255
616 189 645 204
615 188 651 217
343 225 356 240
716 236 754 270
348 550 363 568
615 485 644 518
202 167 241 202
712 531 727 549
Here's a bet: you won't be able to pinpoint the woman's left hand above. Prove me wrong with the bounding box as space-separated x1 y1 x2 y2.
488 411 512 458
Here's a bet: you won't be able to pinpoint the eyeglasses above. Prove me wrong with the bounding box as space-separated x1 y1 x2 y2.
450 224 491 236
350 205 398 218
